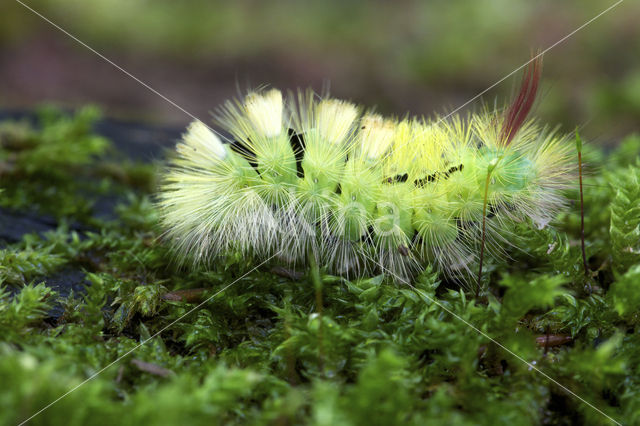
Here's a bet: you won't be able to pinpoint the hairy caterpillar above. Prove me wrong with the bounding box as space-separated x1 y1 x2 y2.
158 62 573 284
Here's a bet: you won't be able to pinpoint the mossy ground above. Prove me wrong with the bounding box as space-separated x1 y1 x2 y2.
1 108 639 425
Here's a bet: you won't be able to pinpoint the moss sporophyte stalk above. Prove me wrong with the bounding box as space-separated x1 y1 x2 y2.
157 63 573 286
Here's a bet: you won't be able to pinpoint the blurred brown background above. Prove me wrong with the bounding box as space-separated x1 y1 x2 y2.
1 0 638 143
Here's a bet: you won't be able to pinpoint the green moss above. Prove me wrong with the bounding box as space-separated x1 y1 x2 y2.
609 161 640 273
608 265 640 322
0 246 67 286
2 108 640 425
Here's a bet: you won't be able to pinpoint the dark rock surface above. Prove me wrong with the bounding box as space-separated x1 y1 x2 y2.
0 208 60 244
41 268 92 319
1 110 180 237
93 117 181 162
0 109 181 161
1 111 180 318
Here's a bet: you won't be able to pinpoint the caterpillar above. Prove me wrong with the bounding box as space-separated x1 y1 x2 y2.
157 61 574 284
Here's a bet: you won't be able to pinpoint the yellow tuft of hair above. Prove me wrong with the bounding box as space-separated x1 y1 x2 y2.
358 114 396 160
244 88 284 138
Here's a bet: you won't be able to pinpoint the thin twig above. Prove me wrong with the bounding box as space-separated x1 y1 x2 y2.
308 249 324 373
576 130 589 275
478 160 497 294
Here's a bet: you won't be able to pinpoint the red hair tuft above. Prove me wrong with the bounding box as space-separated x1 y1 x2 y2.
499 55 543 146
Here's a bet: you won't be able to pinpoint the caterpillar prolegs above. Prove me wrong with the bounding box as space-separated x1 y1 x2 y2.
158 64 573 283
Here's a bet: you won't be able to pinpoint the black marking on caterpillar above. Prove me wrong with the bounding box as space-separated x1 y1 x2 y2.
414 163 464 187
383 173 409 184
361 225 376 244
288 129 306 178
230 140 259 170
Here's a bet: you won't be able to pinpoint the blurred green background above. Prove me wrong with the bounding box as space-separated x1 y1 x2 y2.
1 0 638 143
